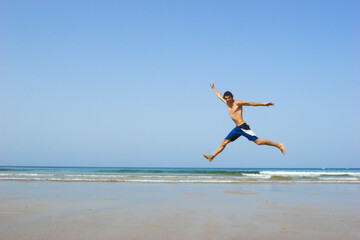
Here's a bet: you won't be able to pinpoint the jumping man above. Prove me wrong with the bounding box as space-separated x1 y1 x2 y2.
203 82 285 162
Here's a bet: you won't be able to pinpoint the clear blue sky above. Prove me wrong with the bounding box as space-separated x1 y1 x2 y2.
1 0 359 168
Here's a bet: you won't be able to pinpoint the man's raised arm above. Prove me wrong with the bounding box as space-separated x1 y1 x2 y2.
210 82 226 103
238 101 274 107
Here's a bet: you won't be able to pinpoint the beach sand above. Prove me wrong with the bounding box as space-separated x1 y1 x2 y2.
0 182 359 240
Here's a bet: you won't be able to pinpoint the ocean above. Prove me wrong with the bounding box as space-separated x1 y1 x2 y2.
1 166 359 183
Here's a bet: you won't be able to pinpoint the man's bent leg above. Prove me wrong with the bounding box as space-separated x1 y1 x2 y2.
254 139 285 155
203 139 231 162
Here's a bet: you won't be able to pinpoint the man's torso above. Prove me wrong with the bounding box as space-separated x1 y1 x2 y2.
227 100 245 126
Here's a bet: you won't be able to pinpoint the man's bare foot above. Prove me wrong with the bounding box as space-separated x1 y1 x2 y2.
202 153 213 162
279 143 285 155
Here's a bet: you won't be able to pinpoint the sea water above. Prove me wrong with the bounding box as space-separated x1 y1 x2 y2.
1 166 359 183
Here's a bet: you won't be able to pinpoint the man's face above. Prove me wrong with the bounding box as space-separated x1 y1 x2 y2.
224 96 233 103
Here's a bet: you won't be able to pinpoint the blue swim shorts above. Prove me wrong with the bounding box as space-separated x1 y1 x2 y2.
225 123 258 142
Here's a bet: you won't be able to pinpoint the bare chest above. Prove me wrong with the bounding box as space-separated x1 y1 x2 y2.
227 105 242 116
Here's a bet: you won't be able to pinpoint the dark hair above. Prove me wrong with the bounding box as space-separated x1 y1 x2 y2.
223 91 233 98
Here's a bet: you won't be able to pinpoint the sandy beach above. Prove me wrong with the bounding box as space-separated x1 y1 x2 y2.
0 181 359 240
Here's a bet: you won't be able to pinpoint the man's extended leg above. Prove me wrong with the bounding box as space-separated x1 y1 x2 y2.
254 138 285 155
203 139 231 162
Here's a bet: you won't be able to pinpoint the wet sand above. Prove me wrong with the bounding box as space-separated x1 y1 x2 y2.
0 182 359 240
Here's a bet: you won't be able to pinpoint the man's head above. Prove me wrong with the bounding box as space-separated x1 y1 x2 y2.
223 91 233 103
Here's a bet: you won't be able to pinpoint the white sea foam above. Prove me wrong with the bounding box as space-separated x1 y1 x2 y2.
261 171 360 177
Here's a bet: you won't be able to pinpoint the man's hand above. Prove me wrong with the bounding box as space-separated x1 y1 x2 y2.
265 102 274 106
210 82 215 89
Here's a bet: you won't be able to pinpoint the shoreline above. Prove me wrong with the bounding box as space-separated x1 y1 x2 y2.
1 179 360 184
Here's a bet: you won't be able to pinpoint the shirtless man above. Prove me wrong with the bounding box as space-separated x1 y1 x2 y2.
203 82 285 162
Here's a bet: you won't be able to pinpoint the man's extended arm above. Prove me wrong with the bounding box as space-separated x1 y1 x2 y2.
237 101 274 107
210 82 226 103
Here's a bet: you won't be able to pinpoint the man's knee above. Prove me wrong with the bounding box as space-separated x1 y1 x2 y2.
254 139 262 145
221 139 231 147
